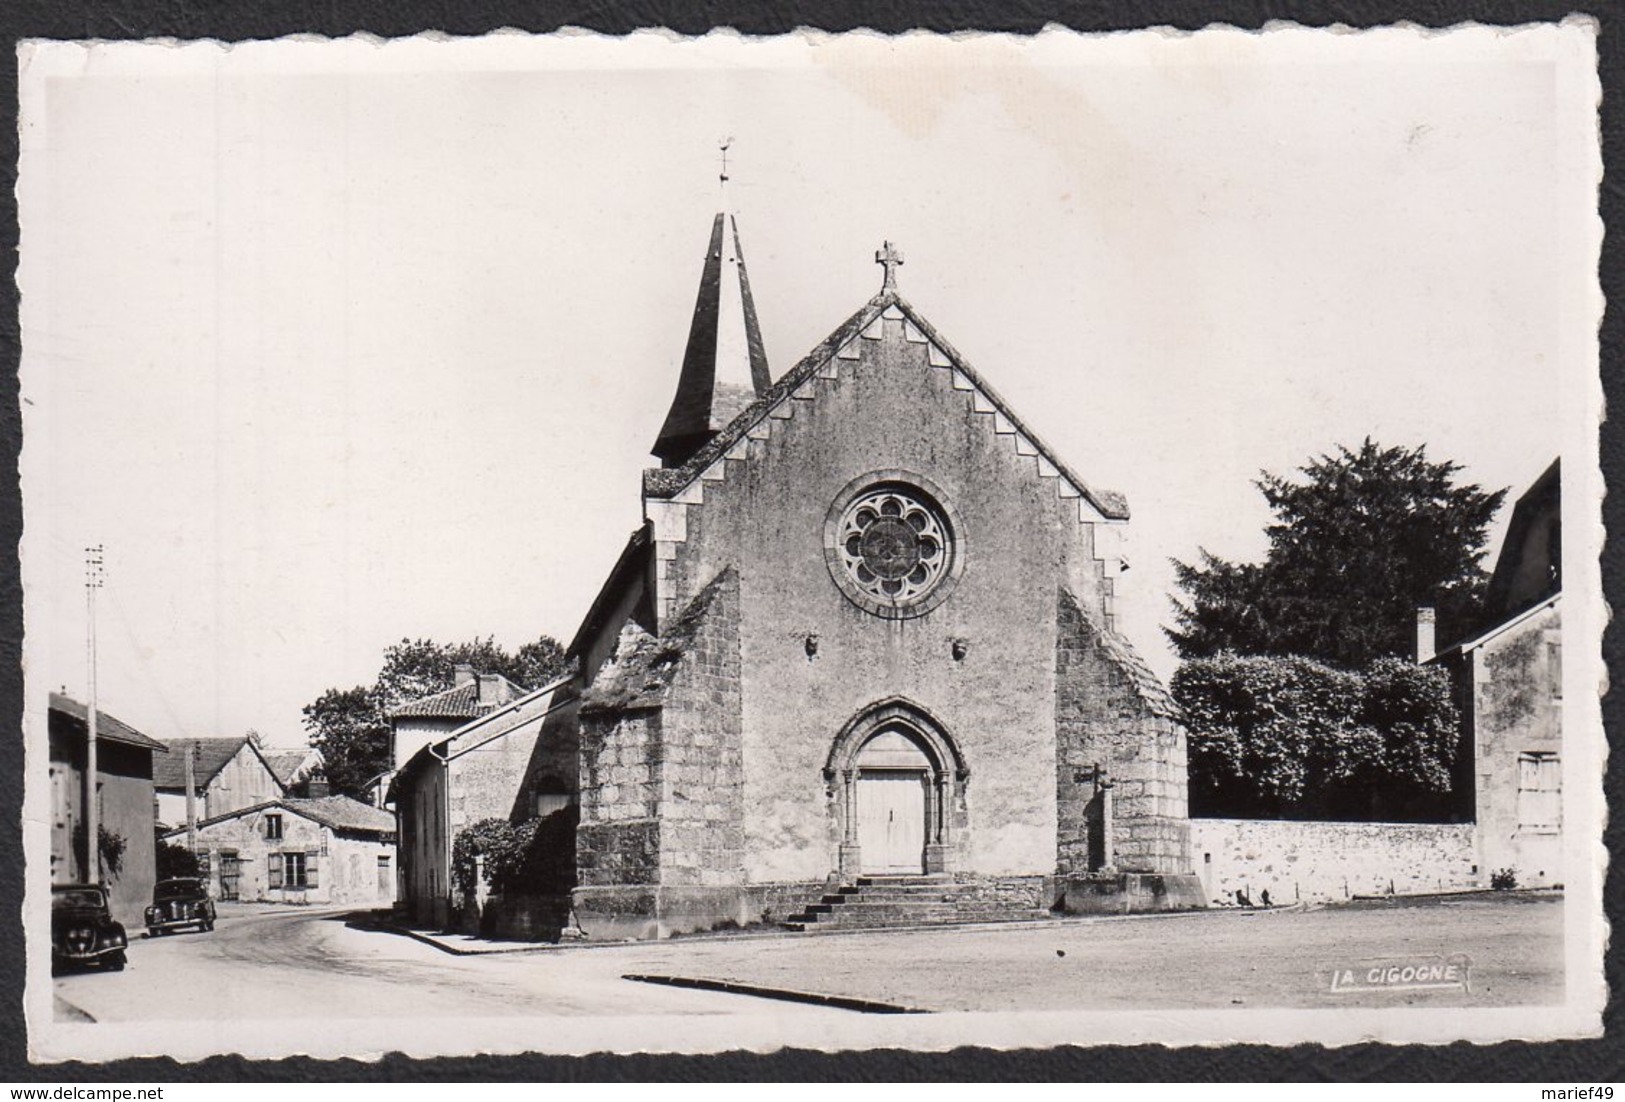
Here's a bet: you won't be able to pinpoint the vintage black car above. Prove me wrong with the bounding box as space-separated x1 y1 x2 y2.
51 884 127 971
144 877 215 937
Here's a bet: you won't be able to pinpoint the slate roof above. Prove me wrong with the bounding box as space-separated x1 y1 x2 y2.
387 675 526 720
169 794 396 839
643 288 1130 521
652 213 773 467
152 736 264 790
48 693 169 753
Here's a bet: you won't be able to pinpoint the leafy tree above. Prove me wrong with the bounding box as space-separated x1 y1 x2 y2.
1168 440 1506 669
301 686 390 801
301 634 573 800
374 635 573 712
1174 652 1460 820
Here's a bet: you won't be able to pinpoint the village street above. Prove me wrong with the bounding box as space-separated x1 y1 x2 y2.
54 892 1564 1024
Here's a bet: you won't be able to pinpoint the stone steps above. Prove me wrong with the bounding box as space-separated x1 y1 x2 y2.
783 875 1051 932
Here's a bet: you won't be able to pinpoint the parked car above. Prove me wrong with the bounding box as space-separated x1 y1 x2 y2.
51 884 127 971
144 877 215 937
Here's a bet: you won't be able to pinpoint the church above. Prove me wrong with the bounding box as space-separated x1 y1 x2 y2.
519 208 1202 939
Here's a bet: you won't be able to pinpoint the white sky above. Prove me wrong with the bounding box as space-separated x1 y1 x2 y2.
18 26 1597 748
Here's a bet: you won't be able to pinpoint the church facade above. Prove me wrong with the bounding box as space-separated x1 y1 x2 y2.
549 213 1198 939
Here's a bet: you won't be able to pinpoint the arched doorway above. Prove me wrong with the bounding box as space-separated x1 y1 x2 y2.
826 699 967 877
853 729 933 874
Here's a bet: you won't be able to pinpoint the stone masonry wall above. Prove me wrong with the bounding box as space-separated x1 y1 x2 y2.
575 709 663 888
1055 588 1190 875
1190 819 1481 904
655 568 746 888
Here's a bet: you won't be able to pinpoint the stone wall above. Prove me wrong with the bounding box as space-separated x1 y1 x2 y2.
1190 819 1481 904
1055 588 1190 875
655 568 746 890
950 873 1054 909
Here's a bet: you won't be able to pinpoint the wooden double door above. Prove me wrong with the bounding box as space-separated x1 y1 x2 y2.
856 771 929 874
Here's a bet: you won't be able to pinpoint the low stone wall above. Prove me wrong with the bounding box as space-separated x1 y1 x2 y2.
949 873 1056 910
473 893 574 941
1190 819 1481 905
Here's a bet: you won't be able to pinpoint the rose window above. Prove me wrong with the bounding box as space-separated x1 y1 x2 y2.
836 487 953 604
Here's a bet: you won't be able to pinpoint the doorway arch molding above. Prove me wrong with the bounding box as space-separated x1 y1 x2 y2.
823 697 969 784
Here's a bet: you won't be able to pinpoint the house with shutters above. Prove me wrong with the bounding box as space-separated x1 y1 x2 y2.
162 795 397 906
153 734 285 830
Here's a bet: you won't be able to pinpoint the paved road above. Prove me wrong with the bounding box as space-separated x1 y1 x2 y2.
54 893 1563 1023
52 905 844 1022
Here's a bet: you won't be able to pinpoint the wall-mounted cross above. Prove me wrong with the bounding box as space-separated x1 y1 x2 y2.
875 240 904 292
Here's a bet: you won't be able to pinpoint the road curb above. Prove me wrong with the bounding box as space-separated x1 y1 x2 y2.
622 972 928 1014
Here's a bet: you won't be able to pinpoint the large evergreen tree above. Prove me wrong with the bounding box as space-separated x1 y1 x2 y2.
1168 440 1506 669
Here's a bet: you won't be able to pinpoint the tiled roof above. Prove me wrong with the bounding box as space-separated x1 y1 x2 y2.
48 693 168 753
643 289 1130 521
280 796 396 835
170 795 396 838
152 736 256 789
387 675 525 719
263 748 322 786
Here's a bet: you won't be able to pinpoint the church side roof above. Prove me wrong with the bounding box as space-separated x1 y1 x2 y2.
652 213 773 467
566 523 652 659
643 289 1130 522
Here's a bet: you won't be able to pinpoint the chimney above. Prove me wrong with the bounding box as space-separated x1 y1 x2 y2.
304 769 330 799
477 672 507 707
453 663 476 688
1415 607 1437 663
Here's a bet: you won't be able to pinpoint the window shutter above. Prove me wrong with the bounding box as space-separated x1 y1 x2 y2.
268 853 283 889
306 850 320 889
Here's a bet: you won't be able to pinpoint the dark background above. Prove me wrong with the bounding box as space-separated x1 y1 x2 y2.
0 0 1618 1082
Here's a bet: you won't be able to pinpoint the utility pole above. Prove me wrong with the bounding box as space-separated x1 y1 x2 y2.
84 546 104 885
184 741 198 852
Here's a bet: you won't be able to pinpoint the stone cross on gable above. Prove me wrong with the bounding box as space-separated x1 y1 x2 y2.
875 240 904 292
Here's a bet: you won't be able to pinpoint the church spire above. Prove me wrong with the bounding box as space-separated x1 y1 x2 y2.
652 147 772 468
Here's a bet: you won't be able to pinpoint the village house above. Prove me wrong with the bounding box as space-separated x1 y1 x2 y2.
153 734 285 830
406 211 1201 940
264 746 328 798
1429 458 1563 888
388 664 527 774
162 795 397 906
392 676 575 926
48 693 166 926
